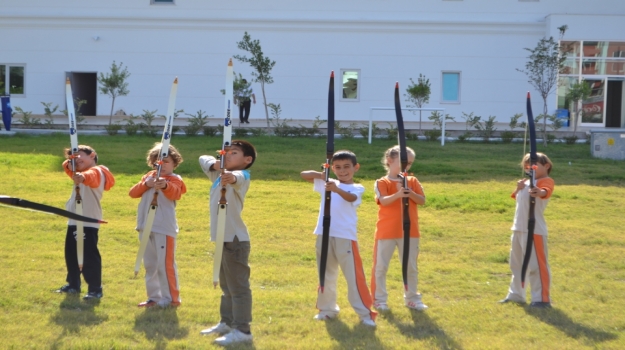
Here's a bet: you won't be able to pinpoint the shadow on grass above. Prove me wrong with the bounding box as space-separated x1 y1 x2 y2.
133 307 189 348
383 310 463 349
324 318 382 349
524 306 617 342
49 294 108 349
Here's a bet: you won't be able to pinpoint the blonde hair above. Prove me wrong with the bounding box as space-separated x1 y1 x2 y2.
382 145 415 171
146 143 183 168
521 152 553 174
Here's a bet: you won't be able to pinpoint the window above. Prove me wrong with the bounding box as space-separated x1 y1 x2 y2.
0 64 25 95
441 72 460 103
340 69 360 102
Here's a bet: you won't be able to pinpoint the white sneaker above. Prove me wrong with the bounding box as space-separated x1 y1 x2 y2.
374 303 389 311
406 301 428 311
214 329 253 345
313 313 335 320
361 318 376 327
200 322 231 335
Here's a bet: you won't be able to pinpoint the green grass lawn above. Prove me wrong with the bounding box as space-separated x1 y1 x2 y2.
1 134 624 349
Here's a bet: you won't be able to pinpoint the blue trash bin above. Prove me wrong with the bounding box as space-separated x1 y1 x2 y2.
555 108 569 127
1 95 11 131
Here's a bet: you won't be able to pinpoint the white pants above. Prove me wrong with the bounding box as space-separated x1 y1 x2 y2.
371 238 422 305
315 236 376 321
143 232 180 306
506 231 551 303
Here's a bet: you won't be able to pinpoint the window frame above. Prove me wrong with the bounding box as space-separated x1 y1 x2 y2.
1 64 26 96
441 71 461 104
339 69 361 102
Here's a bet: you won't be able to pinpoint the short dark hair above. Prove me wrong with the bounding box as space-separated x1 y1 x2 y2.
65 145 98 163
232 139 257 169
332 150 357 165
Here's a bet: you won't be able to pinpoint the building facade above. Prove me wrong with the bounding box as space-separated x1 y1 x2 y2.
1 0 624 128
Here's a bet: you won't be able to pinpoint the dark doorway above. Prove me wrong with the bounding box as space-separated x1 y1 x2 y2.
65 72 97 116
606 80 623 128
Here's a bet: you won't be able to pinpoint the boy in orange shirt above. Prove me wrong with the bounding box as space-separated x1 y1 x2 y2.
55 145 115 300
501 152 554 308
370 145 427 311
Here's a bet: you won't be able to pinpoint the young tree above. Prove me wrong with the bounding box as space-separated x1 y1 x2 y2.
565 79 591 134
234 32 276 128
517 25 568 146
404 74 431 133
98 61 130 125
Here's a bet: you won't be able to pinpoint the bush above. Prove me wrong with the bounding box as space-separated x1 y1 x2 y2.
203 126 218 137
248 128 266 137
14 107 41 127
358 122 381 139
385 123 398 140
124 115 141 136
140 109 158 137
234 127 248 137
457 131 472 143
424 129 441 142
105 122 122 135
335 121 355 139
474 115 497 142
546 133 557 144
183 110 210 136
563 135 578 145
500 131 516 144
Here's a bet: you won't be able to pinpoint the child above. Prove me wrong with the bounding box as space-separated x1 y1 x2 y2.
370 145 427 311
199 140 257 346
55 145 115 299
129 143 186 308
500 152 554 308
300 150 377 327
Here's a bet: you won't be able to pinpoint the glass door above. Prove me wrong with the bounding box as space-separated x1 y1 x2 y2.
581 79 606 126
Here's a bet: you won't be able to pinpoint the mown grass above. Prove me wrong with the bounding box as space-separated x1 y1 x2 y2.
0 134 624 349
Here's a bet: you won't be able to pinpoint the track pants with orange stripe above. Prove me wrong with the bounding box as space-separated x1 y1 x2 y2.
315 236 377 321
370 238 422 306
143 232 180 307
506 231 550 303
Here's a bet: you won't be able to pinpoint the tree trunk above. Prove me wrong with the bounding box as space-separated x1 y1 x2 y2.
108 96 116 126
542 96 548 147
260 81 270 129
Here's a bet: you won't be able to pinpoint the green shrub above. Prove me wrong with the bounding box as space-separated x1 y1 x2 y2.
424 129 441 142
500 131 516 144
563 135 578 145
105 122 122 135
234 127 249 137
124 115 141 136
140 109 158 137
203 126 218 137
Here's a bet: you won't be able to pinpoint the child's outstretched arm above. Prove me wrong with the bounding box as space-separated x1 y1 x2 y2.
300 170 323 183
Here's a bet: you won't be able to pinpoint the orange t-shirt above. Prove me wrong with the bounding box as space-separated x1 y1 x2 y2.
374 176 424 240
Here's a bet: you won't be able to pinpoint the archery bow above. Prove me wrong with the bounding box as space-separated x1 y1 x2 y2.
0 196 106 223
213 59 234 288
521 92 538 288
394 82 411 291
65 78 85 271
318 71 335 293
133 77 178 277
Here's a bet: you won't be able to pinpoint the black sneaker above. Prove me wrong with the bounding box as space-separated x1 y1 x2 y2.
83 291 103 300
529 302 552 308
54 284 80 294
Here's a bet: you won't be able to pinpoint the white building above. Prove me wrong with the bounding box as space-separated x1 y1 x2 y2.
1 0 624 129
